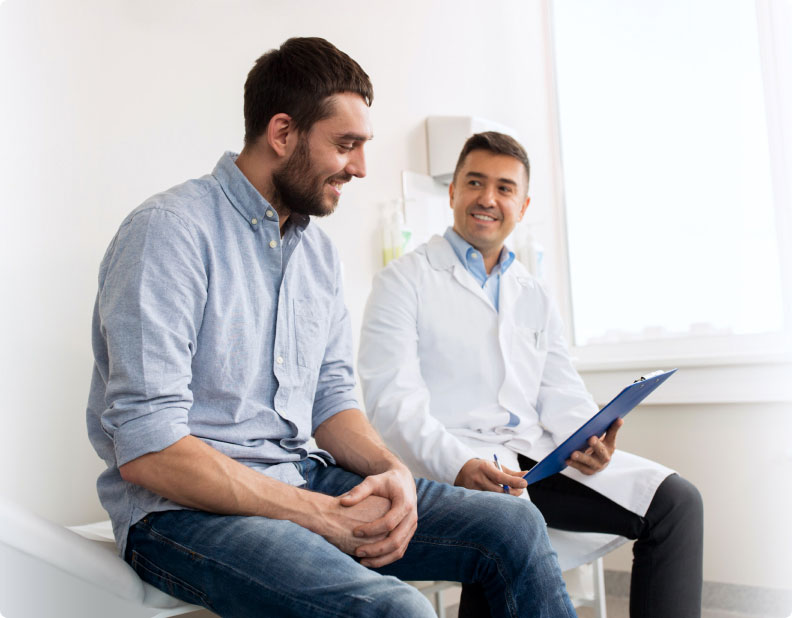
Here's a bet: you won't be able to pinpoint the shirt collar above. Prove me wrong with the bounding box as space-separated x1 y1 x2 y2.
211 151 310 231
443 227 515 276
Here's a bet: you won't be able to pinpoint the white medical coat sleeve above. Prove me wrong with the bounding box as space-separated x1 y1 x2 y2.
358 259 479 484
534 296 599 445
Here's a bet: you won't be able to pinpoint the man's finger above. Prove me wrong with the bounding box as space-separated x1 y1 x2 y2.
353 532 388 546
352 495 408 538
486 463 526 489
590 437 608 458
360 515 415 554
353 513 399 538
358 515 417 567
500 465 529 487
568 450 598 469
569 449 594 464
566 449 604 474
604 418 624 447
339 481 373 506
566 458 598 475
359 540 409 568
357 525 405 559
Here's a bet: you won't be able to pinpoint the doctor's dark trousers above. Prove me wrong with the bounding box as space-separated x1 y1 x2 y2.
459 464 704 618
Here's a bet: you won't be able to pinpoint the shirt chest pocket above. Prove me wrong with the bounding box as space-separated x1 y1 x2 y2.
294 299 327 370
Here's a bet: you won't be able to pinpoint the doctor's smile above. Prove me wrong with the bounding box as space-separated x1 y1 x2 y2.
470 211 500 222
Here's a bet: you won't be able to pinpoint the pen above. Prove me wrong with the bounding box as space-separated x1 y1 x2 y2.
493 454 510 494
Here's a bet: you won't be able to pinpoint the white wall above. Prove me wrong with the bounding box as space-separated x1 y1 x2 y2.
1 0 788 593
599 401 792 591
0 0 555 518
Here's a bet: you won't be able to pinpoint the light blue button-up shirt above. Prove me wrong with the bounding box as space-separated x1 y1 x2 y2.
86 152 359 555
443 227 515 311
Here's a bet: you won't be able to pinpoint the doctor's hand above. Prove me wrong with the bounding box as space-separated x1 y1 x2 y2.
566 417 623 475
454 458 527 496
338 465 418 568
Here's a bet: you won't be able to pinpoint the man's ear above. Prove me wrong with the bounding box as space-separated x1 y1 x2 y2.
448 182 455 209
518 196 531 221
266 113 293 158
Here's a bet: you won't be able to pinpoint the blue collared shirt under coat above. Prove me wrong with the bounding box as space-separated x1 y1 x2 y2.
86 152 359 555
443 227 515 311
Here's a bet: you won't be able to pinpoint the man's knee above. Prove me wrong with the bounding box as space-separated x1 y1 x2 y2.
497 493 547 529
367 580 436 618
461 492 551 554
660 474 703 518
648 473 704 541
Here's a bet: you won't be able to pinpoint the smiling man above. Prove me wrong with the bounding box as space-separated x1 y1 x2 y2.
86 41 577 617
359 131 704 618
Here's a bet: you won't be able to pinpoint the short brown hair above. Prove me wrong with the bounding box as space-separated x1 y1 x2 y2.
453 131 530 189
243 37 373 145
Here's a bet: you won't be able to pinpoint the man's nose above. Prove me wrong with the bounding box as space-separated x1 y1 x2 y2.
346 147 367 178
477 185 497 207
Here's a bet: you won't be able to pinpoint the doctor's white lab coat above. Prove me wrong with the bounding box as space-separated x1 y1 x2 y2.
359 235 672 518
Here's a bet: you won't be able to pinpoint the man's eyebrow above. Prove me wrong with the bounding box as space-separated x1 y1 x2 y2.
337 132 373 142
465 171 518 186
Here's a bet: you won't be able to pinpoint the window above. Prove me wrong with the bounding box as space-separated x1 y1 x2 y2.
549 0 791 369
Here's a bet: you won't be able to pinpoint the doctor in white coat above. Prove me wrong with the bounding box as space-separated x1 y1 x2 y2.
359 132 703 618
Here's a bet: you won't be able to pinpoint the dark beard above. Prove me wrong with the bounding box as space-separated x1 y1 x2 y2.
271 136 342 218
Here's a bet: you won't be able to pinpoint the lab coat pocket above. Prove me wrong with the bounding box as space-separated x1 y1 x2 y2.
511 325 548 378
294 299 325 370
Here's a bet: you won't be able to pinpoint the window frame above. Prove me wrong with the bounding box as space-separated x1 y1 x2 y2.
541 0 792 403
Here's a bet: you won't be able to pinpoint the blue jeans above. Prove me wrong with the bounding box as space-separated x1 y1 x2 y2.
125 460 576 617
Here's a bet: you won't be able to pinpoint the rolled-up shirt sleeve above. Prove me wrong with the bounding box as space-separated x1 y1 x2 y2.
97 207 207 467
311 260 359 432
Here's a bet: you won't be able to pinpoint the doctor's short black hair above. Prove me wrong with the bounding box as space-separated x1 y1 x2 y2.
453 131 531 189
243 37 373 145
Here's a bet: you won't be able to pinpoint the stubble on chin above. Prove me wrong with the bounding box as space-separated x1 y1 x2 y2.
271 139 335 218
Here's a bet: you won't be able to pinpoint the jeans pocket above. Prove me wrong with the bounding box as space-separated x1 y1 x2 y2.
129 549 213 610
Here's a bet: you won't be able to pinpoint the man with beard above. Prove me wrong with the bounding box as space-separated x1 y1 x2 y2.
86 38 577 617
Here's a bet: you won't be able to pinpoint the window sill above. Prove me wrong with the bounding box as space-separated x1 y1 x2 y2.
573 347 792 406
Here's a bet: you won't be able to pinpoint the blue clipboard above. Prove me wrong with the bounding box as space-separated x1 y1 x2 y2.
523 369 678 486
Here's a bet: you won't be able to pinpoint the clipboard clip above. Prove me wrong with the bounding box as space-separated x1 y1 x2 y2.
633 370 666 383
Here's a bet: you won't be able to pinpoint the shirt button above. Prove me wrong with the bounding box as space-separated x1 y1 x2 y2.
251 218 258 225
276 356 284 365
471 252 478 259
269 240 278 248
266 210 274 218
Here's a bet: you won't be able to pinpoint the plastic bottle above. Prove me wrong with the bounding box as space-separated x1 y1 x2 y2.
382 216 394 266
392 210 412 259
382 201 412 266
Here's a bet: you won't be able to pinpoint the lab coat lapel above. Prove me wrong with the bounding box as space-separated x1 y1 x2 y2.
425 235 496 313
498 266 533 328
451 265 497 312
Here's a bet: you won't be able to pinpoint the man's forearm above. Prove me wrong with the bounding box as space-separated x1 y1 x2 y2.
120 435 329 529
120 433 393 556
314 408 406 477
